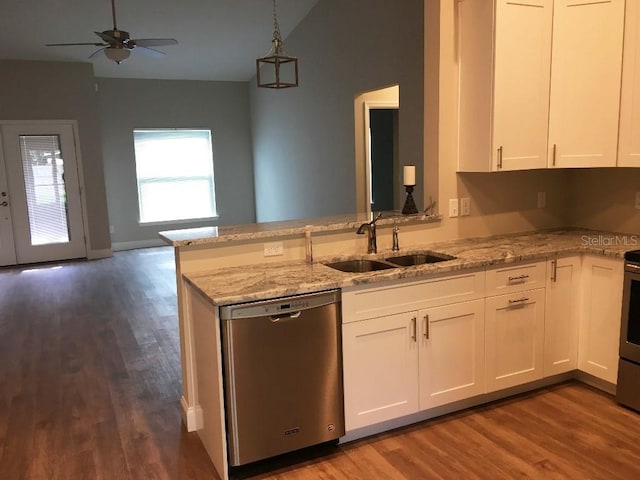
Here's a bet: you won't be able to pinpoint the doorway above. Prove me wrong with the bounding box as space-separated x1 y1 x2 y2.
354 85 400 214
0 122 87 266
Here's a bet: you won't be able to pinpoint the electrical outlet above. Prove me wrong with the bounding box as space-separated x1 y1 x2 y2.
109 225 115 234
263 242 284 257
460 197 470 216
636 192 640 210
449 198 459 218
537 191 546 209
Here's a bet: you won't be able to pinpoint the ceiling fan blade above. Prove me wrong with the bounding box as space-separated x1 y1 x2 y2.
88 48 107 59
46 42 107 47
132 46 166 59
95 31 117 43
130 38 178 48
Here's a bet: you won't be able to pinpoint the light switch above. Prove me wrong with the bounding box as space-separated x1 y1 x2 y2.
449 198 459 218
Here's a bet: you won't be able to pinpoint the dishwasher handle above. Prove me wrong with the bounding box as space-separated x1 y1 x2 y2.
270 311 302 322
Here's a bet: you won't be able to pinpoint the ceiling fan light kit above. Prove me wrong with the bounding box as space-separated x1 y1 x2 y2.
257 0 299 89
45 0 177 64
104 46 131 64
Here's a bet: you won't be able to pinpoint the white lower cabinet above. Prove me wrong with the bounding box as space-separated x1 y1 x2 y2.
342 254 624 434
418 299 485 410
342 311 419 431
578 255 624 384
485 288 546 392
544 256 581 376
342 300 486 431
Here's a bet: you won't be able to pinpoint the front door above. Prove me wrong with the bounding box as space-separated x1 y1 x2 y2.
0 123 86 266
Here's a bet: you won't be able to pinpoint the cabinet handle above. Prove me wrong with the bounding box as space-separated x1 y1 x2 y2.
552 143 557 167
411 317 417 341
508 274 529 282
551 259 558 283
497 146 503 170
508 297 529 305
423 315 430 340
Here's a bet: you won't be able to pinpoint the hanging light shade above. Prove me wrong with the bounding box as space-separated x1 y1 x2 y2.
256 0 299 89
104 45 130 64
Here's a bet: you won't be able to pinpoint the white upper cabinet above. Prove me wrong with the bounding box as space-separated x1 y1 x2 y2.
548 0 625 168
458 0 553 172
457 0 626 171
619 1 640 167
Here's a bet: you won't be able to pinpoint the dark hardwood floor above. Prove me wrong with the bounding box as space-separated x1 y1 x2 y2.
1 247 640 479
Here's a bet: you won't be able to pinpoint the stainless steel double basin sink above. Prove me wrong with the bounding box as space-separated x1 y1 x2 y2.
324 252 455 273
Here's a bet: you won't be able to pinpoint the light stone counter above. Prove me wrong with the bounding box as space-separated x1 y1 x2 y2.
159 212 442 247
184 228 637 306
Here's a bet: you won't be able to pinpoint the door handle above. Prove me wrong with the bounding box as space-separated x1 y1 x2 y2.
423 314 430 340
411 317 417 341
0 201 7 207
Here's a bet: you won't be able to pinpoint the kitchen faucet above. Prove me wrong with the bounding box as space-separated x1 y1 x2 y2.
356 212 382 254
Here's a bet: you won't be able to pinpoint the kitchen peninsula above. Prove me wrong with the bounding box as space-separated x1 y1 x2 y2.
160 216 633 480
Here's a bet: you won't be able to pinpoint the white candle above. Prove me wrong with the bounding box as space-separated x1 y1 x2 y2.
403 165 416 186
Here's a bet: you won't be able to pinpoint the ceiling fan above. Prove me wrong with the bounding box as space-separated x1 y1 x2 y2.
45 0 178 64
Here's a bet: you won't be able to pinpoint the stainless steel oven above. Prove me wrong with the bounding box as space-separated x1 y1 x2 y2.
617 250 640 411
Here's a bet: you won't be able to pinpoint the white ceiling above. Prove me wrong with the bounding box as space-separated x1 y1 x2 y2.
0 0 319 81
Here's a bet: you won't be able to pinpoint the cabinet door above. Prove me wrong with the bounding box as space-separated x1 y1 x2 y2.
548 0 625 168
485 289 545 392
418 299 485 410
493 0 553 171
544 257 581 376
579 256 624 384
342 312 419 431
619 1 640 167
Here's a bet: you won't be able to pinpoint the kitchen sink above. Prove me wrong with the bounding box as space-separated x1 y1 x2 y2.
385 252 455 267
324 259 397 273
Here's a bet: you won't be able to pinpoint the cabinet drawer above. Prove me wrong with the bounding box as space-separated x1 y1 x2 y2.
485 261 546 297
342 270 486 323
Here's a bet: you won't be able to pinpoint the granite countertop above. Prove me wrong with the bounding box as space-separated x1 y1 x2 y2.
183 229 637 307
159 212 442 247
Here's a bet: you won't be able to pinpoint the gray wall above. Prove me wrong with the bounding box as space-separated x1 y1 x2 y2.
96 78 256 245
0 60 111 251
250 0 424 222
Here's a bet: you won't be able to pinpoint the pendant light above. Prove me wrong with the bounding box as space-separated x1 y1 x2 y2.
256 0 299 89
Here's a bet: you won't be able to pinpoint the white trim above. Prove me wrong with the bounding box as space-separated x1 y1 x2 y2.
181 395 204 432
364 100 400 213
111 239 165 251
87 248 113 260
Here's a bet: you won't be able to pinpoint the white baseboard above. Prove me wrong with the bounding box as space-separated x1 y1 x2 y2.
111 239 166 251
86 248 113 260
181 396 203 432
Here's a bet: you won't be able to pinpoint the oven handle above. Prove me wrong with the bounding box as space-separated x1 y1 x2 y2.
627 263 640 274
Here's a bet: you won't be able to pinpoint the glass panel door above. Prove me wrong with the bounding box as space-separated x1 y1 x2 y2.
1 123 86 264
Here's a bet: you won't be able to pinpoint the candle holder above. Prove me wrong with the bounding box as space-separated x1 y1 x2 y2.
402 185 418 215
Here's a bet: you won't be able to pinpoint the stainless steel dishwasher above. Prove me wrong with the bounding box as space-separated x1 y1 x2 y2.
219 289 344 467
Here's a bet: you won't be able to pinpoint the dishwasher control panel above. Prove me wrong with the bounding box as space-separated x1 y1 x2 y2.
219 290 340 320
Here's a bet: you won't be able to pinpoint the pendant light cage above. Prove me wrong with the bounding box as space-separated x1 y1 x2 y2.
256 0 299 88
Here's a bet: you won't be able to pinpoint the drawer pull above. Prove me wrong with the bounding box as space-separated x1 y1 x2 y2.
508 297 529 305
508 274 530 282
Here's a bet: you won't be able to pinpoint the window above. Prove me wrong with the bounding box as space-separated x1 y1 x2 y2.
133 129 217 223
